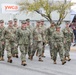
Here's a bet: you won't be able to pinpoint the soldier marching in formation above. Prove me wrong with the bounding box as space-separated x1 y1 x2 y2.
0 19 73 66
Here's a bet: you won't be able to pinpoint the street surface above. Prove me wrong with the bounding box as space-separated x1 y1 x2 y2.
0 45 76 75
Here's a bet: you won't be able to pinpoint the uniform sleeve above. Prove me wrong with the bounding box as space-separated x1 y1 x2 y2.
46 28 50 42
16 29 20 44
1 28 6 41
28 29 33 44
42 28 47 43
71 29 74 42
52 32 58 47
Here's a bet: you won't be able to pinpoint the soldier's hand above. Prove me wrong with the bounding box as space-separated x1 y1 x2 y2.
2 42 4 45
30 43 33 46
64 41 66 44
45 40 48 44
55 46 57 48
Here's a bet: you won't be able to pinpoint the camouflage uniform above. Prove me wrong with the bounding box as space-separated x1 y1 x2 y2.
27 25 33 59
0 24 5 61
46 25 55 59
39 19 47 57
62 27 73 61
31 24 43 61
3 20 16 63
40 24 46 57
16 21 32 66
52 26 66 65
26 19 33 59
0 20 5 60
12 18 19 58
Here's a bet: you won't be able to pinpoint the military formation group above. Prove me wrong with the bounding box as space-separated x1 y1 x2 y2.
0 18 73 66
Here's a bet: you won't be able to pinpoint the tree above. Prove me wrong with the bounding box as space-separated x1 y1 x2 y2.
18 0 74 26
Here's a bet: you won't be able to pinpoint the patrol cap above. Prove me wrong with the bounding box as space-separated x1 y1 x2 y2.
21 20 26 24
36 20 40 23
13 18 17 22
0 20 4 23
56 26 61 28
40 19 44 22
8 20 13 23
51 22 55 24
65 21 70 24
26 19 30 22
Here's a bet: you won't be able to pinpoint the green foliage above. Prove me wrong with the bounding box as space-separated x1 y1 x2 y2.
18 0 74 25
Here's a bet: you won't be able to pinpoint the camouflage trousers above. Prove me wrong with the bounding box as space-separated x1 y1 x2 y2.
52 42 65 61
19 44 28 62
31 41 43 58
42 42 46 54
28 43 32 57
6 40 16 58
0 41 2 57
48 41 53 57
11 42 18 56
2 44 5 57
64 41 71 57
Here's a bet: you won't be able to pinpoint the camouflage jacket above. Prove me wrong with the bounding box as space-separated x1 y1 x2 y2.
33 26 43 42
0 27 5 41
52 31 64 42
3 26 16 42
16 27 32 45
62 27 73 42
46 26 56 42
40 25 47 42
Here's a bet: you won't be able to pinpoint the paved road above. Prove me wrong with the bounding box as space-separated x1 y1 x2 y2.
0 45 76 75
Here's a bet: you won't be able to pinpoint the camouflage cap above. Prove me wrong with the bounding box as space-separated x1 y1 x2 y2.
0 20 4 23
37 20 40 23
21 20 26 24
40 19 44 22
13 18 17 22
8 20 13 23
26 19 30 22
56 26 61 28
65 21 70 24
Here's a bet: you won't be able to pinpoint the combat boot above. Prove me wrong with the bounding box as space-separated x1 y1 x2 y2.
1 56 4 61
62 61 66 65
51 53 53 59
53 59 57 64
64 56 66 60
21 61 27 66
42 53 45 58
30 55 33 60
7 57 12 63
12 54 16 57
16 54 18 58
28 55 31 59
0 57 2 61
38 58 43 62
67 56 71 61
36 51 38 56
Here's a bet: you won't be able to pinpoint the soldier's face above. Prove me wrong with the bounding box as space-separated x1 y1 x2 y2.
26 22 30 26
37 22 40 26
0 22 4 26
40 21 44 25
8 22 13 27
22 24 27 28
51 24 54 27
66 23 69 27
14 21 17 25
56 28 60 31
0 24 2 28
